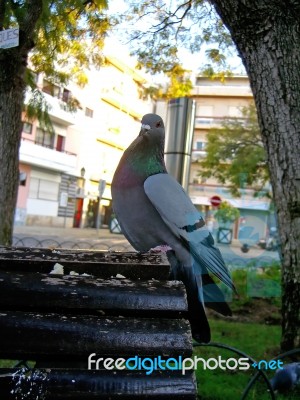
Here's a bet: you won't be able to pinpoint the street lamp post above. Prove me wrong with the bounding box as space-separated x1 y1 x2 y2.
96 179 106 231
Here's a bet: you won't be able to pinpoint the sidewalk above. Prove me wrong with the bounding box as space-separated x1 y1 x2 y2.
13 224 242 247
13 225 125 242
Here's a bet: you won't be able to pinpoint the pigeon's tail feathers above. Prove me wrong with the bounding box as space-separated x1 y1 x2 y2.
167 251 210 343
202 274 232 316
182 267 211 343
189 235 236 293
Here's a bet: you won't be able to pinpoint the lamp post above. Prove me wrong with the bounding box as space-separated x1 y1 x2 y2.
79 167 86 228
96 179 106 231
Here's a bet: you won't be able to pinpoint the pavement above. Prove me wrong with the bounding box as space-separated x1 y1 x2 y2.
13 225 123 241
14 224 242 245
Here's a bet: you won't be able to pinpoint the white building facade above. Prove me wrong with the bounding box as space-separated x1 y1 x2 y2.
16 41 153 228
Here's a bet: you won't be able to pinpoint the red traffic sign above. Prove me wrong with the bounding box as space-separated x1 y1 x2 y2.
210 195 222 208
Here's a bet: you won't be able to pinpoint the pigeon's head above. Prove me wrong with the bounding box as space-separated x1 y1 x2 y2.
139 114 164 140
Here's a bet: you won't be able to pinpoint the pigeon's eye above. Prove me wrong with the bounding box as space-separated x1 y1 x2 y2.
156 121 162 128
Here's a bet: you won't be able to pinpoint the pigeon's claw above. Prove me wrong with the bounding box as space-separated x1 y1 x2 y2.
150 245 173 253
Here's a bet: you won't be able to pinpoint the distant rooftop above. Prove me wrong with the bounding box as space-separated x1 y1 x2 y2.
192 75 252 97
195 75 249 86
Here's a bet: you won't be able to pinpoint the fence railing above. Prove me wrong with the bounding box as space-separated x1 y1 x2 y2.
12 236 279 269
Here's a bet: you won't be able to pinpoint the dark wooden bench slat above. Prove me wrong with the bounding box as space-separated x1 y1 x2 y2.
0 248 197 399
0 368 197 399
0 247 170 280
0 311 192 360
0 271 187 316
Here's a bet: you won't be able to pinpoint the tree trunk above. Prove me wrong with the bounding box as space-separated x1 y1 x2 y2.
0 50 25 245
211 0 300 351
0 0 43 245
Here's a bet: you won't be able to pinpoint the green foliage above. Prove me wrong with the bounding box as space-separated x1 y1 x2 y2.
199 63 233 82
214 201 240 226
26 88 54 133
198 102 269 196
119 1 235 78
142 64 193 99
30 0 110 85
1 1 110 86
0 0 111 127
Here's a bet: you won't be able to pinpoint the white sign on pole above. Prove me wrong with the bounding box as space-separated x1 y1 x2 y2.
60 192 68 208
98 179 106 197
0 27 19 49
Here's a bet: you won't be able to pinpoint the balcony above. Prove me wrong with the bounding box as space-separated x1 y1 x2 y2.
19 137 77 173
100 88 151 120
194 116 248 130
192 83 252 97
191 150 207 162
42 92 77 125
24 90 77 126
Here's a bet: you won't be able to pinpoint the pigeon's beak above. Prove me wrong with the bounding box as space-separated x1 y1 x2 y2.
139 124 151 137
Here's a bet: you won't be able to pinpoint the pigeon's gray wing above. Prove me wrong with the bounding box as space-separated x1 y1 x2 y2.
144 173 233 290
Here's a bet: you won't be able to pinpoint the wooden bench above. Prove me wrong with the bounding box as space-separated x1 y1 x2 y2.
0 247 197 399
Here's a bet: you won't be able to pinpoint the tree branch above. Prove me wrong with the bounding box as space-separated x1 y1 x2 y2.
18 0 43 50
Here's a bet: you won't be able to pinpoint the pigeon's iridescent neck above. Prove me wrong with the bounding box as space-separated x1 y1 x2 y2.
112 131 167 189
126 151 166 183
113 144 166 188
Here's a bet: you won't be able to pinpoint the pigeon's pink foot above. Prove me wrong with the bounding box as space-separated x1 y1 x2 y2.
150 245 173 253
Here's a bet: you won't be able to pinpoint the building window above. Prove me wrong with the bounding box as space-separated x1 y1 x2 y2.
62 88 71 102
22 122 33 134
228 106 243 118
35 128 54 148
85 107 94 118
42 80 60 98
19 172 27 186
29 178 59 201
195 141 207 151
56 135 65 152
197 105 214 117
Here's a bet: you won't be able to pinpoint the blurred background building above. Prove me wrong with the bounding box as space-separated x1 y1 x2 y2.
16 39 154 228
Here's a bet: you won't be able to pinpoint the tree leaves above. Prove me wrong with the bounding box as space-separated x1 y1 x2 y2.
197 102 270 197
121 0 235 77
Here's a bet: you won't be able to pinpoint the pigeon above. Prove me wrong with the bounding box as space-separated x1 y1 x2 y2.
111 113 234 342
270 362 300 392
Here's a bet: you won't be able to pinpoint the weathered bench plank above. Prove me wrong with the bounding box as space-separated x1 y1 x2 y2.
0 271 187 317
0 248 197 399
0 369 197 399
0 311 192 360
0 247 170 280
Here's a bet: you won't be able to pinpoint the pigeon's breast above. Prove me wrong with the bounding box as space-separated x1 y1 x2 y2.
111 184 171 252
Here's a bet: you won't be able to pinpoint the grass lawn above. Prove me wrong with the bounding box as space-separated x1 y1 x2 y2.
194 319 282 399
194 265 299 400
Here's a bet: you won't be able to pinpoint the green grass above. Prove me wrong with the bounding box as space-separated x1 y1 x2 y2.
192 264 296 399
221 265 282 315
194 319 300 400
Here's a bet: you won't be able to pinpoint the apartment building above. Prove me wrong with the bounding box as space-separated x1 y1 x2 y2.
16 40 153 228
189 76 271 242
